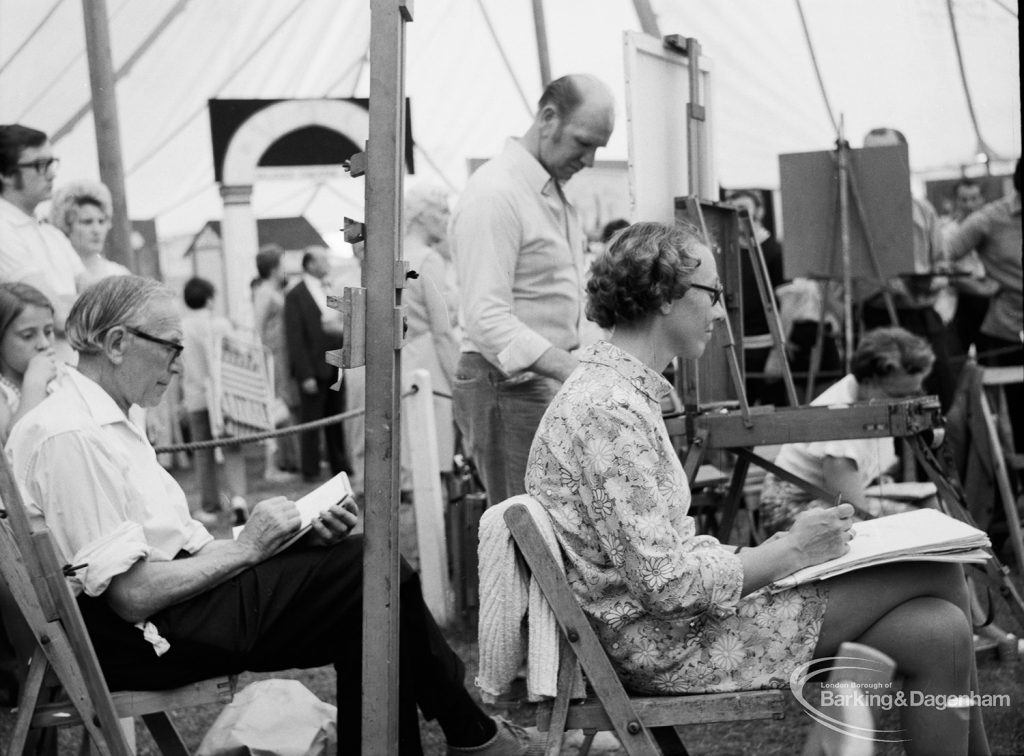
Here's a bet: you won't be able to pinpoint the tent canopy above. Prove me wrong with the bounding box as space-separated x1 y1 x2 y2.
1 0 1019 246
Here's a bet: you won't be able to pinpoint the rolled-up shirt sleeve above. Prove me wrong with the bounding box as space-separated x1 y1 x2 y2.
453 193 554 374
573 403 743 621
19 431 153 596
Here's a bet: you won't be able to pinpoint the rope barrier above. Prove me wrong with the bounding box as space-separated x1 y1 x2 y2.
153 407 365 454
152 386 454 454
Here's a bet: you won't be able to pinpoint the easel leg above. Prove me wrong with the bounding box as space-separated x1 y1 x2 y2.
908 434 1024 632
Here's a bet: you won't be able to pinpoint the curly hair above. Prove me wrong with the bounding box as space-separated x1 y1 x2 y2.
851 327 934 382
585 221 703 329
49 180 112 235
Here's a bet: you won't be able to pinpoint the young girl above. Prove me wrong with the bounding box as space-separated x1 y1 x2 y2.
0 282 61 445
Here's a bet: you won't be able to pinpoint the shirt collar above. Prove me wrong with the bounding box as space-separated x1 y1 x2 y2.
580 340 673 403
503 137 562 199
63 366 147 439
302 272 325 292
0 195 35 227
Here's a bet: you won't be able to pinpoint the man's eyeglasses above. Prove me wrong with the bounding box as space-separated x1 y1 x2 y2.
16 157 60 176
689 282 724 307
125 326 184 365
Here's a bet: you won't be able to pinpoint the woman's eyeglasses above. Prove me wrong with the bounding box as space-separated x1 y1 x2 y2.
689 283 724 307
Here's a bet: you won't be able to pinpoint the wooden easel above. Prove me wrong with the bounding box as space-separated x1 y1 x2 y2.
906 416 1024 631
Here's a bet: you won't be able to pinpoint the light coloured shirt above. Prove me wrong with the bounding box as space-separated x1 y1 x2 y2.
181 308 234 413
302 272 331 317
7 367 213 599
946 194 1022 342
451 138 586 375
772 374 898 491
78 254 131 289
0 196 84 312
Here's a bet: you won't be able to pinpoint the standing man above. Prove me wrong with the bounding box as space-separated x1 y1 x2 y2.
947 159 1023 452
859 127 955 410
284 247 348 483
0 124 84 362
451 74 615 506
943 178 995 357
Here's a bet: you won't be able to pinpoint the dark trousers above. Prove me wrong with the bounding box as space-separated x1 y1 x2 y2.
976 333 1024 456
78 537 468 755
297 380 348 481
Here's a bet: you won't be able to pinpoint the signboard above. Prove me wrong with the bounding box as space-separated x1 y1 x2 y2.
210 334 275 437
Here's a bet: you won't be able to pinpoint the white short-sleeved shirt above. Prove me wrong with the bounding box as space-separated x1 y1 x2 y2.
772 374 898 490
7 367 213 598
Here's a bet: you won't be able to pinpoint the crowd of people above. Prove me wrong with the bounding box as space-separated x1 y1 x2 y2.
0 67 1020 755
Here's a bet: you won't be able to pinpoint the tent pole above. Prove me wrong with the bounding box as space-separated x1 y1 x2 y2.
81 0 134 271
531 0 552 88
632 0 661 37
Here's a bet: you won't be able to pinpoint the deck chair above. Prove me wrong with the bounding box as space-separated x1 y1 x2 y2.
500 498 785 756
0 451 235 756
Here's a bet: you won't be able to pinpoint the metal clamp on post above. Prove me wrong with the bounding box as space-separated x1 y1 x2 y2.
346 149 368 178
395 259 411 289
344 217 366 244
325 289 367 369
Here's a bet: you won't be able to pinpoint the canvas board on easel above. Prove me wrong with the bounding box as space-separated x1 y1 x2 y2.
779 144 915 299
623 31 715 223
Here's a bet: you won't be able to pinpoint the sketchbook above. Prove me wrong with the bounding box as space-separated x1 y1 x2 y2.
768 508 990 592
232 471 353 553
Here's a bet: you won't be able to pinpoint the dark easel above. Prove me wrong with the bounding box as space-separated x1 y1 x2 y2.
805 135 899 402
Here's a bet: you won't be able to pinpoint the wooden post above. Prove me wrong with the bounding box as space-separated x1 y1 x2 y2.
81 0 134 271
531 0 552 88
362 0 410 752
405 369 453 625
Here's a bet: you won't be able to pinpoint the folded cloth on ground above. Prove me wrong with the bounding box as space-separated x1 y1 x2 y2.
476 495 585 703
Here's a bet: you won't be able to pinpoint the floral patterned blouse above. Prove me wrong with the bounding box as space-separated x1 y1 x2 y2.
526 341 828 695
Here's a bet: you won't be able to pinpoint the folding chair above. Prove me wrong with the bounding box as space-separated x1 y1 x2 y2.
0 452 235 756
501 499 785 756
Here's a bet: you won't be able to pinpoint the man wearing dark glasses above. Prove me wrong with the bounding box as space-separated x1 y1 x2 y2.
0 124 85 362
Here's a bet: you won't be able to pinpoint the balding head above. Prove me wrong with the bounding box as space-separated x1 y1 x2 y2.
526 74 615 184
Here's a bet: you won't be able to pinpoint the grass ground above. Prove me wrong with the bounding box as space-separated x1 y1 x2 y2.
2 443 1023 754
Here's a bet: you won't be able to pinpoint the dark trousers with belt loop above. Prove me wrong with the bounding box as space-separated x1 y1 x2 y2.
79 536 467 755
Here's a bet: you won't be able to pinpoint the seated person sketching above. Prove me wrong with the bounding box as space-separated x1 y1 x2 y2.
526 222 989 755
758 326 935 535
5 275 540 756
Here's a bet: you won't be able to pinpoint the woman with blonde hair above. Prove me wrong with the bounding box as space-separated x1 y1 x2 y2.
50 180 130 288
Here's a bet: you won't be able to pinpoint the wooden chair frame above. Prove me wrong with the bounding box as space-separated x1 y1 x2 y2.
502 501 785 756
0 453 234 756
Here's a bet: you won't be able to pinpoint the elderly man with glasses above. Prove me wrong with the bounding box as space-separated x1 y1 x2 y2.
0 124 85 362
5 274 544 756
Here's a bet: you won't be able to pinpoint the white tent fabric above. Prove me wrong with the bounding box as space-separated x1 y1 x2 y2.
1 0 1019 246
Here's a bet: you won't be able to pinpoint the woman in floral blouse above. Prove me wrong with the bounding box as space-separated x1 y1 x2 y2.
526 222 988 755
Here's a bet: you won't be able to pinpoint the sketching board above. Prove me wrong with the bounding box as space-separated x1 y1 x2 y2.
624 31 715 223
779 144 915 291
